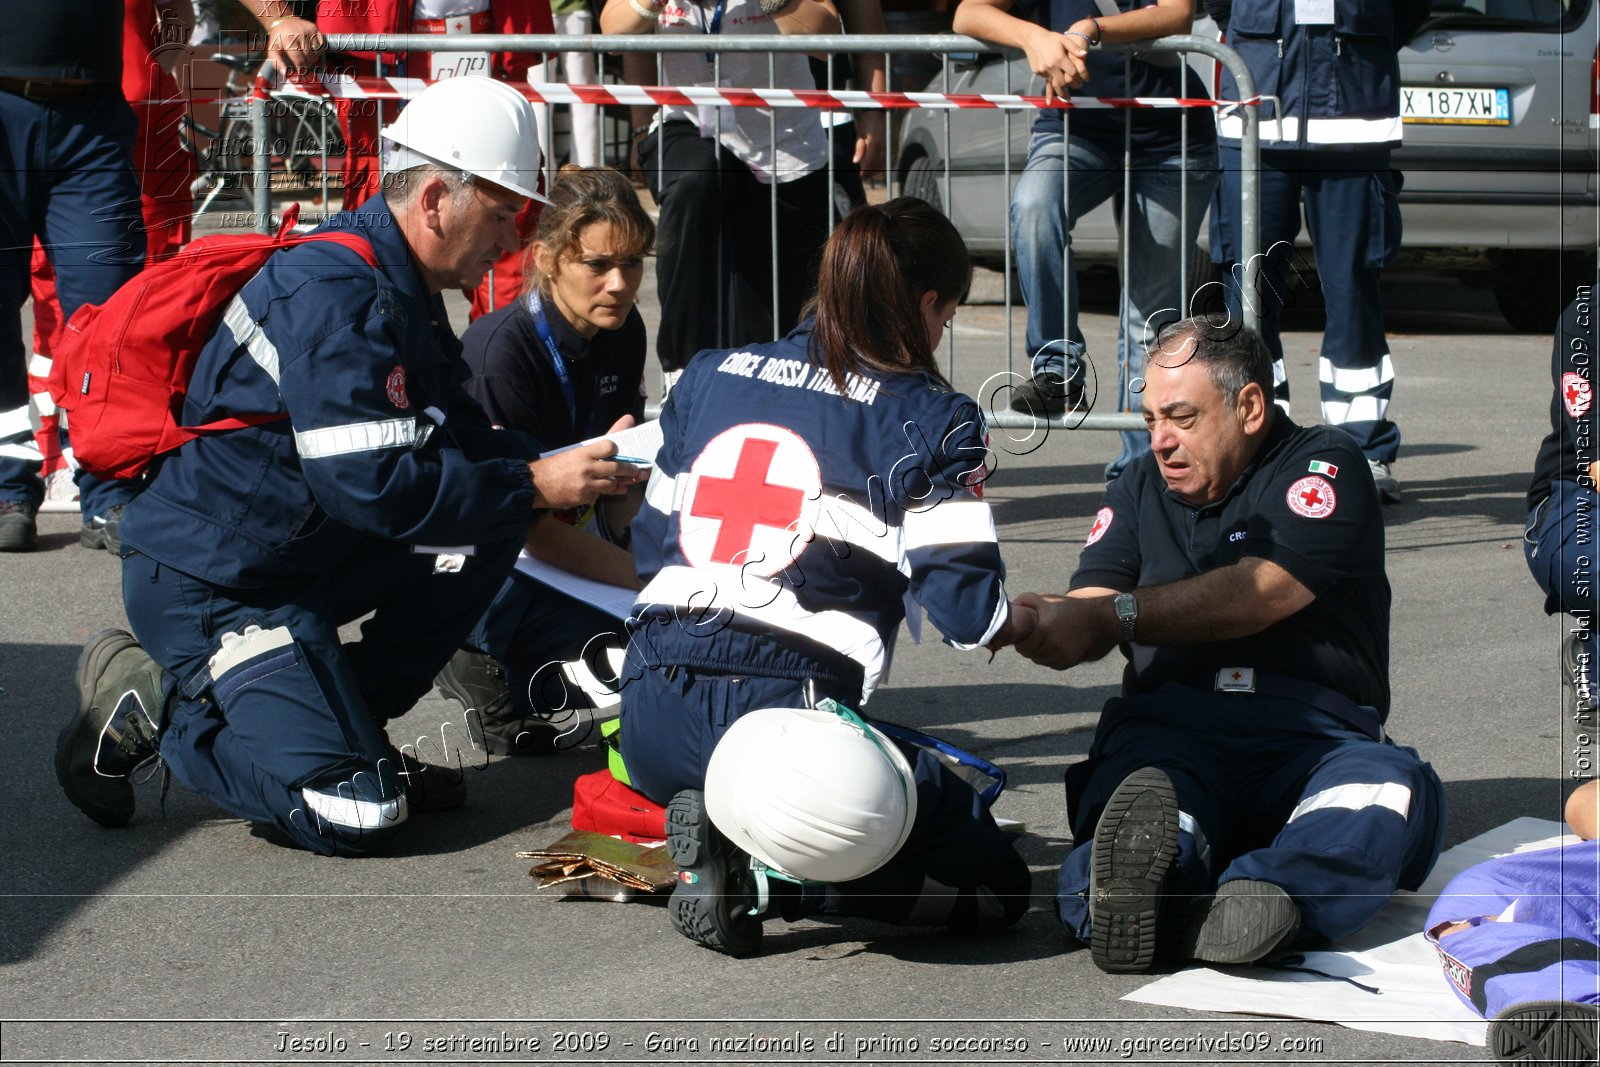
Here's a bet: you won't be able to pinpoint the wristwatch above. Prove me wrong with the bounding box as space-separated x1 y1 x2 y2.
1113 592 1139 644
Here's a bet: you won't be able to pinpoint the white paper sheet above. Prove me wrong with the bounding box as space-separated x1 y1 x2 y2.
514 550 637 621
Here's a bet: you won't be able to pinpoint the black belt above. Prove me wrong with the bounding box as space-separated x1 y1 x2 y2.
0 77 99 102
1186 668 1386 742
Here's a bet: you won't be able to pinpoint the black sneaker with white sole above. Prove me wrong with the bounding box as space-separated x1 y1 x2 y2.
1490 1000 1599 1066
665 789 764 958
1090 766 1181 974
55 629 166 828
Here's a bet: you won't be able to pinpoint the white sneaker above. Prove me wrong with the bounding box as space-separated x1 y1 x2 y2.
660 368 682 398
39 468 81 514
1367 459 1401 504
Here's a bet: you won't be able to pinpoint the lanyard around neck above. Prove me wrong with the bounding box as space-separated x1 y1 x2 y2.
527 289 588 439
702 0 725 63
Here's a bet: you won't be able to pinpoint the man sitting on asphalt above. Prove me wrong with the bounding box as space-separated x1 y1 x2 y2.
53 77 639 856
1006 315 1446 972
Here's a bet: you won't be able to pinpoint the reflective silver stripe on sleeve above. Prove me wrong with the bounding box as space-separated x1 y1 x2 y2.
295 418 418 459
222 295 281 384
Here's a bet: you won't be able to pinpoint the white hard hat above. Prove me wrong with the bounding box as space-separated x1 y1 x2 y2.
381 76 546 202
704 706 918 884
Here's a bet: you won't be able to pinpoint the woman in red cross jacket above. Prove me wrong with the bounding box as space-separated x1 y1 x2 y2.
618 197 1036 958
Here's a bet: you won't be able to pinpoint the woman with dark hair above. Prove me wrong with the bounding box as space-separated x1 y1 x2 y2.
620 197 1034 956
435 165 654 756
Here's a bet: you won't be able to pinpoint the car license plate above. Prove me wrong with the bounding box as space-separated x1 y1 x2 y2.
1400 86 1511 125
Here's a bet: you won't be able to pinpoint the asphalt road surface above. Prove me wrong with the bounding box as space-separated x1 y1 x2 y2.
0 256 1588 1066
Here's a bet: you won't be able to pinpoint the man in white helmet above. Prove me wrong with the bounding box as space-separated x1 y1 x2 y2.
53 77 642 856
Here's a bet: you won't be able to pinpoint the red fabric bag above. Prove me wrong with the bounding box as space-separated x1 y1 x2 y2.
49 206 375 480
571 769 667 844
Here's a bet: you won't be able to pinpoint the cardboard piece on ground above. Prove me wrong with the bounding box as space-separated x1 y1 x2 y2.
1124 817 1577 1046
518 829 678 894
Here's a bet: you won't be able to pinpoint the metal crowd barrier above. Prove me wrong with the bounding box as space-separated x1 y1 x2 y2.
248 32 1263 432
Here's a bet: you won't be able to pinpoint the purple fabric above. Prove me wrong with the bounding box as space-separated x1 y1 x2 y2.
1426 839 1600 1018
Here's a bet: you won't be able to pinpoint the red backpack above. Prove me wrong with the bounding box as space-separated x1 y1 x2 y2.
49 208 376 480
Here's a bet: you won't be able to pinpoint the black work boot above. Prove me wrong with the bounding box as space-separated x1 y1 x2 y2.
1090 766 1180 974
79 503 127 553
55 629 165 827
666 789 764 958
1170 879 1302 965
0 499 38 552
435 648 558 756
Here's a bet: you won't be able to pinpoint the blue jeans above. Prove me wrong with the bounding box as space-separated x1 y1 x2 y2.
1012 130 1217 478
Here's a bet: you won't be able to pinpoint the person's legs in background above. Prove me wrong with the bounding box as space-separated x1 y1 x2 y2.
1212 146 1306 415
643 123 748 379
0 86 142 552
1104 142 1218 482
1301 153 1403 499
1009 129 1121 420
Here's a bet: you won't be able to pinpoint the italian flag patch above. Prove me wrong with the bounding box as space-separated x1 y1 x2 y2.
1308 460 1339 477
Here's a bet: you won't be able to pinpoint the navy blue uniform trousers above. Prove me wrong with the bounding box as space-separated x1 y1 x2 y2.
0 85 143 514
1058 686 1445 945
1211 146 1403 462
621 660 1032 932
123 536 521 855
467 572 626 727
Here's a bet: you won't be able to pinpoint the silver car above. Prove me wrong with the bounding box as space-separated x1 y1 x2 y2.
895 1 1599 331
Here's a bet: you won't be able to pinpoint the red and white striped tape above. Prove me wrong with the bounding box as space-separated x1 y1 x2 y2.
262 75 1244 112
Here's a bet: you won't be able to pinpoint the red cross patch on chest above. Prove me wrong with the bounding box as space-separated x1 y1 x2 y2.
679 423 822 575
1286 475 1337 519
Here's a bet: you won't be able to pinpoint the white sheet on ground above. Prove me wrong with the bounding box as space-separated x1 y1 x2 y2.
1124 817 1579 1045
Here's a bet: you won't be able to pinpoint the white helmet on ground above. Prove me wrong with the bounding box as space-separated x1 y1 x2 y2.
381 76 546 201
704 705 918 884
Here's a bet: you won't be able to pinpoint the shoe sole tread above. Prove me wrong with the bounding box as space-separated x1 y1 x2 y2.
664 789 762 957
1490 1000 1600 1065
1091 768 1179 974
1181 880 1301 965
